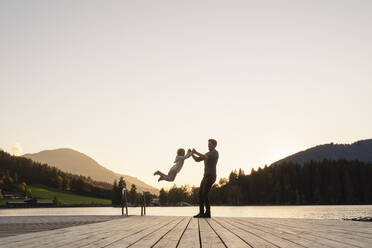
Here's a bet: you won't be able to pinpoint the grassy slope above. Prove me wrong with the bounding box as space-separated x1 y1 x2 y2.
0 185 111 206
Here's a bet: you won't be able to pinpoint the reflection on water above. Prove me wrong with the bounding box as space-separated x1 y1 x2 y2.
1 205 372 219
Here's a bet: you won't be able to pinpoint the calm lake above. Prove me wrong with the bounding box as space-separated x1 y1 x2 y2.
1 205 372 219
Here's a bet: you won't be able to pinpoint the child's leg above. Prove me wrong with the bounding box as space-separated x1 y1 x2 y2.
159 170 176 182
154 171 167 177
158 171 168 177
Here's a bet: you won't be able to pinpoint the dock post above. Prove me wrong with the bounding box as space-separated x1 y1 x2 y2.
122 188 128 216
141 190 146 216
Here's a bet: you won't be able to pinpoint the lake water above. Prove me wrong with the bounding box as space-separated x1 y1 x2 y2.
1 205 372 219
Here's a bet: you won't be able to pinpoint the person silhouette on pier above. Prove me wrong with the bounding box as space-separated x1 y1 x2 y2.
192 139 219 218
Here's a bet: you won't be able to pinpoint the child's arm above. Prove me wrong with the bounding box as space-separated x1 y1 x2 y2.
179 150 192 161
184 149 192 159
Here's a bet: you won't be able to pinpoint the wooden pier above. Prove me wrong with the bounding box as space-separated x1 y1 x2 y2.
0 216 371 247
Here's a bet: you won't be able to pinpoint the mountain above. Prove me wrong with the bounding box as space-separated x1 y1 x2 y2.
23 148 159 195
272 139 372 165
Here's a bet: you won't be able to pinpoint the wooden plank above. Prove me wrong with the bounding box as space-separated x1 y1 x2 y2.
0 216 128 248
152 217 191 248
255 218 371 248
0 229 69 248
248 218 367 248
0 223 104 248
288 219 372 238
123 217 186 248
214 218 277 248
58 220 140 248
80 216 177 248
224 218 305 248
1 216 159 248
237 218 334 248
207 218 251 247
38 216 157 248
0 224 71 244
280 218 372 232
47 219 126 248
96 216 180 248
301 219 372 232
0 216 121 239
199 218 226 248
177 218 200 248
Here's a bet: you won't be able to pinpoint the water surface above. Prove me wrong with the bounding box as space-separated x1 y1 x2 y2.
1 205 372 219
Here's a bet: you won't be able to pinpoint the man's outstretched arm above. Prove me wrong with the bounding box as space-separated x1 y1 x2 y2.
192 154 204 162
192 149 208 160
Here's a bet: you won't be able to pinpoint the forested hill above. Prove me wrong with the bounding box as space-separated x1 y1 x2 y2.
273 139 372 166
23 148 158 195
0 150 111 199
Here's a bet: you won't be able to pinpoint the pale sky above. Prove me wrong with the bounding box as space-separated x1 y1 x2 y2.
1 1 371 189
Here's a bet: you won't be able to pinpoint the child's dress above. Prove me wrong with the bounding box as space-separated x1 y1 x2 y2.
164 150 192 181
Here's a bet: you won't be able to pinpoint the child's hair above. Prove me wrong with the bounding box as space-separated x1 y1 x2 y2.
177 148 185 156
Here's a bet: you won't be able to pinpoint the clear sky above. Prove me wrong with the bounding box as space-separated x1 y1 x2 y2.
1 1 371 189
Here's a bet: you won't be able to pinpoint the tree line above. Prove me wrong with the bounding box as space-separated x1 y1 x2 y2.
111 177 156 206
159 159 372 205
2 149 372 206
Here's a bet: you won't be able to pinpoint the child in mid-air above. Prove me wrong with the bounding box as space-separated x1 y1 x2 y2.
154 148 192 182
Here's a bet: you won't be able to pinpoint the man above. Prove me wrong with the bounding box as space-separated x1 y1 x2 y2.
192 139 219 218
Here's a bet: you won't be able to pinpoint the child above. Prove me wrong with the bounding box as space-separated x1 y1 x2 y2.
154 148 192 182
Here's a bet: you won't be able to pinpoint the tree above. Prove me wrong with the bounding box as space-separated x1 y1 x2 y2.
218 178 228 186
229 170 238 182
116 177 127 205
63 177 71 191
190 186 199 205
5 170 14 184
167 185 187 204
26 188 32 197
118 177 126 191
57 175 63 190
159 188 168 206
112 180 119 205
20 182 26 192
129 184 137 205
144 191 154 205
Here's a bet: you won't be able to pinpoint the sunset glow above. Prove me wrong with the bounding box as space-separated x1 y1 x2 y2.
1 1 371 188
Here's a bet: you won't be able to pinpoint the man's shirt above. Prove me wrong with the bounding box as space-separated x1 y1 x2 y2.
204 149 219 177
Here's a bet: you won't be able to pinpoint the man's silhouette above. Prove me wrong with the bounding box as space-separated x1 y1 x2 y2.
192 139 219 218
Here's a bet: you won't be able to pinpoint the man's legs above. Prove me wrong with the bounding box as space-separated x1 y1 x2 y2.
199 177 206 214
201 175 216 218
194 177 206 218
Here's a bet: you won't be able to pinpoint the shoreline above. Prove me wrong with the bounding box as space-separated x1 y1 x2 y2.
0 204 113 209
344 217 372 222
2 203 372 209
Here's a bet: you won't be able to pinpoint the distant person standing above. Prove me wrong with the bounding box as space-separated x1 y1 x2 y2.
192 139 219 218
